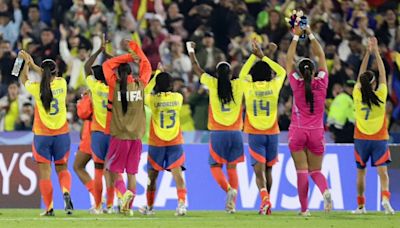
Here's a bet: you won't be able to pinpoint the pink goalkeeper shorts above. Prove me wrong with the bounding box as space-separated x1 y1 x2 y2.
105 136 142 174
288 127 325 155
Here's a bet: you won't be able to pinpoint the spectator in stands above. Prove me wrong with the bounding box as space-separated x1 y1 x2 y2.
0 1 22 47
59 25 94 90
328 80 356 143
142 14 167 69
33 28 58 63
21 0 53 25
0 40 16 97
26 4 47 41
189 84 209 131
0 81 29 131
376 9 399 50
15 102 34 131
259 9 288 44
165 2 188 39
159 37 192 83
195 32 225 74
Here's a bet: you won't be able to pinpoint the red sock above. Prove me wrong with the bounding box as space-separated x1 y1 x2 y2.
58 170 71 193
94 168 104 207
227 167 238 190
260 188 269 201
147 190 156 207
177 188 187 203
85 180 95 198
357 196 365 206
309 170 328 194
297 170 309 212
106 187 115 208
128 188 136 209
210 167 229 192
115 176 126 196
39 179 53 210
382 191 391 200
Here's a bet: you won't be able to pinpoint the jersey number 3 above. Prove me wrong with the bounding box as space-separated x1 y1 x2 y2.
49 98 59 116
160 110 176 129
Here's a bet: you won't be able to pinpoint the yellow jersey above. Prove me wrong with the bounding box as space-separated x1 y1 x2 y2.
200 73 244 131
25 77 69 135
240 54 286 134
86 75 109 132
145 71 184 145
353 83 388 139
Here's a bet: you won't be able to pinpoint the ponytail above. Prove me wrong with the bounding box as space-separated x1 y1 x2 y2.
118 63 131 115
40 59 56 113
216 62 234 105
360 71 383 108
298 58 315 113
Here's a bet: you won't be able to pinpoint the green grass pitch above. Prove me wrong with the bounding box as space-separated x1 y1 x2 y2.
0 210 399 228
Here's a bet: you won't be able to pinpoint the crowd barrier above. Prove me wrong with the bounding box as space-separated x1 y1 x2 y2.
0 132 399 211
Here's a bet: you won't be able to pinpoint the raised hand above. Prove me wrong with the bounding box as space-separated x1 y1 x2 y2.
59 24 68 40
369 37 379 53
252 39 264 58
294 25 303 36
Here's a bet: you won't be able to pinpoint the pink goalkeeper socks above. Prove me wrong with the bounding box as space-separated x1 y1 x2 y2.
309 170 328 194
297 170 309 212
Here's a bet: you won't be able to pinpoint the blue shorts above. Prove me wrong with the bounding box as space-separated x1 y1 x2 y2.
354 139 391 169
209 131 244 165
249 134 279 166
148 145 185 171
91 131 111 163
33 133 70 164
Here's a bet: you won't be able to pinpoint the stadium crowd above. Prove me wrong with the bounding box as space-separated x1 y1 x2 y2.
0 0 399 142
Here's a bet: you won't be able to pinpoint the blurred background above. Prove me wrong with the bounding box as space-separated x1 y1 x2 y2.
0 0 399 143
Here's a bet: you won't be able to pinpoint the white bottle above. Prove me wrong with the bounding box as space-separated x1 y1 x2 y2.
11 57 24 77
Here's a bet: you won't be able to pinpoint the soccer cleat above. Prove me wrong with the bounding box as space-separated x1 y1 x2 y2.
89 206 103 215
117 198 123 213
225 188 237 213
40 208 55 216
382 199 395 215
121 190 134 214
323 190 333 212
175 202 187 216
259 199 272 215
63 192 74 215
351 206 367 214
139 206 155 215
298 210 311 217
103 207 114 214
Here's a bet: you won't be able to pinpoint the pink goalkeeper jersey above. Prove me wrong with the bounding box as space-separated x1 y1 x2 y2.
289 69 328 129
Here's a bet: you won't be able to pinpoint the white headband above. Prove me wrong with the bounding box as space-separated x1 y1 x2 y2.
216 61 231 70
369 76 375 84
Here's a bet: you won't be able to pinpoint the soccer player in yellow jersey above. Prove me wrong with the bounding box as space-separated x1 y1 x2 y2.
83 37 117 214
19 50 73 216
187 41 245 213
352 37 394 215
139 63 187 216
240 40 286 215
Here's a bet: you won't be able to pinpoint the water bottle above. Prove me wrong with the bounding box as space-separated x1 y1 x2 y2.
11 57 24 77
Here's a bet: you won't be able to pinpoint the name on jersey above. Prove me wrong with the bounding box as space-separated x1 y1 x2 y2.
97 91 108 98
255 90 273 97
117 91 143 101
52 88 64 95
155 101 179 108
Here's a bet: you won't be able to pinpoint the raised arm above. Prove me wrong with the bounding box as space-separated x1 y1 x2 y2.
129 41 152 85
251 40 286 78
102 53 134 85
186 41 205 76
371 37 386 85
59 25 72 63
306 27 327 72
358 49 370 83
286 27 302 73
85 35 108 76
18 52 29 85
